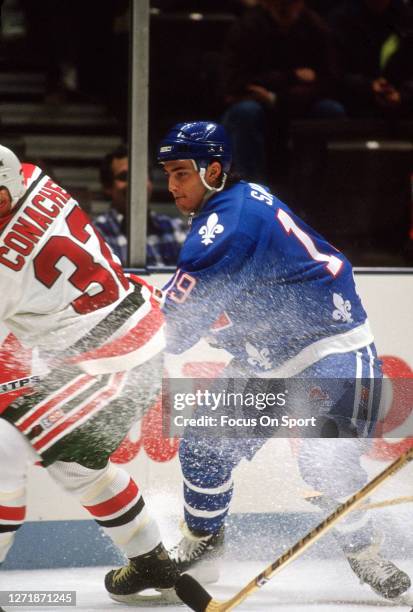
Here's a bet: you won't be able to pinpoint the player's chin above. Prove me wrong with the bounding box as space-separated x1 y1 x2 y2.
175 198 193 216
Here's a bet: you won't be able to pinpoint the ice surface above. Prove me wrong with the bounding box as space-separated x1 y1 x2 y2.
2 558 413 612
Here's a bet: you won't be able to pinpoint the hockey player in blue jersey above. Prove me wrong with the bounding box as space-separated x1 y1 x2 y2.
158 121 410 600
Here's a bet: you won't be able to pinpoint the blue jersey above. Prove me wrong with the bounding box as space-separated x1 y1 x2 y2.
163 181 373 376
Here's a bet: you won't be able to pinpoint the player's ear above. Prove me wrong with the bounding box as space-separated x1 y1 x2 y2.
206 161 222 185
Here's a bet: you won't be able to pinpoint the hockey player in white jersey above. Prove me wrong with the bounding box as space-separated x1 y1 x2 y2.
0 145 180 604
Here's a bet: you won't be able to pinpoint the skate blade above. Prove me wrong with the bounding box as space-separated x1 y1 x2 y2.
109 587 182 606
387 592 413 607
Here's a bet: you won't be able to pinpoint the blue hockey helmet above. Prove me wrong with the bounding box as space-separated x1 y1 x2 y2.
157 121 232 174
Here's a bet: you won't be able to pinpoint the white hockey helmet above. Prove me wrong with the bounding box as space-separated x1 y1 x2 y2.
0 145 26 207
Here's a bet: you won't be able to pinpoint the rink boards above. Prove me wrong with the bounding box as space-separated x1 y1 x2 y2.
2 270 413 569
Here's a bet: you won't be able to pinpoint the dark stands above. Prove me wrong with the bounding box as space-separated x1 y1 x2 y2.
149 5 237 157
297 0 413 264
289 119 413 264
0 0 412 265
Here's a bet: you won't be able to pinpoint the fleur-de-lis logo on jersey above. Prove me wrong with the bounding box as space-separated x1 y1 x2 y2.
332 292 353 323
246 342 272 370
199 213 224 246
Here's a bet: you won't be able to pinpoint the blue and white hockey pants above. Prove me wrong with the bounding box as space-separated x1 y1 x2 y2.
179 344 382 554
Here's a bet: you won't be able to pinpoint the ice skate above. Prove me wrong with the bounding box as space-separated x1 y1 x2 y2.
347 541 411 600
169 522 224 584
105 543 181 605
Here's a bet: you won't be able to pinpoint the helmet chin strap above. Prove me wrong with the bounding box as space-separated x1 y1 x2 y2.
187 160 229 223
191 161 227 194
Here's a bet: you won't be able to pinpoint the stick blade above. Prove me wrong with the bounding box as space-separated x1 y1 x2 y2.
175 573 213 611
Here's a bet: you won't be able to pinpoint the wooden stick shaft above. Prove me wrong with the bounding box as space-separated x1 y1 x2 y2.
359 494 413 512
304 493 413 512
207 446 413 612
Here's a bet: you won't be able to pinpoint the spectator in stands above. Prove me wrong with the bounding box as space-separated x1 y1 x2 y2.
94 145 187 267
328 0 413 118
220 0 345 184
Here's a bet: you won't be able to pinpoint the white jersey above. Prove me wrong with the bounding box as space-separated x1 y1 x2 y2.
0 164 164 366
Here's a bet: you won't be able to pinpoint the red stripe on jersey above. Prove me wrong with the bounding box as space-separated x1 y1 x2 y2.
21 163 38 185
68 306 164 363
128 274 162 307
0 505 26 521
17 374 93 433
33 372 124 451
128 274 153 292
83 478 139 518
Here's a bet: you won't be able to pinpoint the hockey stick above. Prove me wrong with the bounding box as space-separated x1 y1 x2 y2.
304 492 413 512
175 444 413 612
0 375 41 395
358 495 413 512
